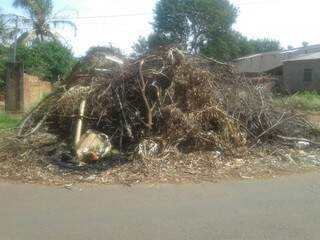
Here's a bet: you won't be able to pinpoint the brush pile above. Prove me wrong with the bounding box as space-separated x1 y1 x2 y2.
16 48 313 165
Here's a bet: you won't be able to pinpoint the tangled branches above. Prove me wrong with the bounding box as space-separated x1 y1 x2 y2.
18 48 313 160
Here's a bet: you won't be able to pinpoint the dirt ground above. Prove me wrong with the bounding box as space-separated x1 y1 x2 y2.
304 111 320 129
0 137 319 186
0 110 319 186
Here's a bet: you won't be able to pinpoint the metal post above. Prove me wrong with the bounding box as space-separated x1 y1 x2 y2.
74 100 86 148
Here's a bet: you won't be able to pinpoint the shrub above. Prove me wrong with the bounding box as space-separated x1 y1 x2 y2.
16 41 76 82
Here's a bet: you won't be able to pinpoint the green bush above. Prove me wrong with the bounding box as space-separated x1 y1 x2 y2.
16 41 76 82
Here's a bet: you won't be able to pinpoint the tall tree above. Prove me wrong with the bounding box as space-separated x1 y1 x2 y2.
132 0 281 60
4 0 76 44
153 0 238 53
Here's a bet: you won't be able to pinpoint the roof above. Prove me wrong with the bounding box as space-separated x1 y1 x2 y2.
284 52 320 62
235 44 320 61
234 44 320 73
236 52 276 61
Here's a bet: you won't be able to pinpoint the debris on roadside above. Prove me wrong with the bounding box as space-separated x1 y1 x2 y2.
0 47 319 184
76 130 112 163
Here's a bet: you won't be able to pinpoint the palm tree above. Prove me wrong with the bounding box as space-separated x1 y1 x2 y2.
5 0 76 44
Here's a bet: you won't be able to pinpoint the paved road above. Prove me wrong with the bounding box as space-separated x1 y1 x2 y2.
1 173 320 240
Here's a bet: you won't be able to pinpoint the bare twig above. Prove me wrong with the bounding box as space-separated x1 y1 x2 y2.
19 112 49 138
277 135 320 147
138 60 154 131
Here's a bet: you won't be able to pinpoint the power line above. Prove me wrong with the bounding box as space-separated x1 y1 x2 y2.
4 12 154 29
3 1 277 28
52 12 153 20
3 1 277 23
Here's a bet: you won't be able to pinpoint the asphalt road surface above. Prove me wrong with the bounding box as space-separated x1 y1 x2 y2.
1 173 320 240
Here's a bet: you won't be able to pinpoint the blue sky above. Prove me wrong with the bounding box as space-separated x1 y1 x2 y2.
1 0 320 56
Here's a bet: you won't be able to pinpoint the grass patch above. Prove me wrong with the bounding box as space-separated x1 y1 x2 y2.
0 112 22 129
274 91 320 111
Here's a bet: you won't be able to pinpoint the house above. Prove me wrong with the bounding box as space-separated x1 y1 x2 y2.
233 44 320 93
234 44 320 75
282 52 320 93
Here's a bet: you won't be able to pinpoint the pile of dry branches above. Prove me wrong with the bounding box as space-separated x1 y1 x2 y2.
17 48 313 162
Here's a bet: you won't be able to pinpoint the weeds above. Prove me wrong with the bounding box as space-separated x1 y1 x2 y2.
0 112 21 129
274 91 320 111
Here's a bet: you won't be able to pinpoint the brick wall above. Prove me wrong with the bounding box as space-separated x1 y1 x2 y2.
23 74 52 109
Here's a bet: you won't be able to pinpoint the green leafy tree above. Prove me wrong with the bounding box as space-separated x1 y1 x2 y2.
86 45 123 59
132 33 174 57
133 0 281 60
70 45 124 75
4 0 76 44
212 32 281 60
16 41 75 82
200 31 251 60
153 0 238 53
247 38 281 53
132 36 150 57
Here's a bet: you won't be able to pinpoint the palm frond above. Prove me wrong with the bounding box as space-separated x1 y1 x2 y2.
13 0 31 8
43 0 53 17
11 0 76 44
32 0 53 19
15 0 53 21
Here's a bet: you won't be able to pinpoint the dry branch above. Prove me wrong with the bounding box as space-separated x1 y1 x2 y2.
16 47 315 160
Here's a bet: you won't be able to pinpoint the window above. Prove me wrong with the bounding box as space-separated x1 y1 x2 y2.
304 69 313 82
